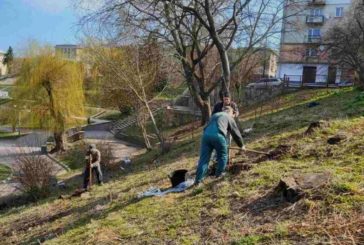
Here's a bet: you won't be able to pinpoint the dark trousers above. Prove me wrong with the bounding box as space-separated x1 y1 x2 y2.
83 165 103 189
195 133 228 183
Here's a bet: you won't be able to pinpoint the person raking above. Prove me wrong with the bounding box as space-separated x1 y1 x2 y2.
83 144 103 190
194 106 245 185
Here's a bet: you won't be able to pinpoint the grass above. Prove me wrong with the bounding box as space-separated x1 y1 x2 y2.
0 164 11 181
0 87 363 244
0 131 27 139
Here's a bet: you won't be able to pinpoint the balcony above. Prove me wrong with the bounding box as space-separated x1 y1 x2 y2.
306 15 324 24
305 56 320 63
307 35 322 43
307 0 326 5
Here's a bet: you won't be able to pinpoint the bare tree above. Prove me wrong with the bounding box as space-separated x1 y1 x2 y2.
325 1 364 89
86 41 166 147
76 0 294 124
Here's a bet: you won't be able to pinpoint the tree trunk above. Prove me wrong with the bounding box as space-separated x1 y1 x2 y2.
136 109 152 151
181 62 212 125
356 68 364 90
217 48 231 93
140 121 152 151
50 131 65 153
143 99 164 147
199 100 211 125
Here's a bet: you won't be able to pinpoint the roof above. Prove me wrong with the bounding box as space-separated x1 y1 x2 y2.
55 44 82 49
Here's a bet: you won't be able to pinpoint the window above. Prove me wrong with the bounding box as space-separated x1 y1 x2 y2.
308 28 321 37
336 7 343 17
306 48 318 57
310 8 322 16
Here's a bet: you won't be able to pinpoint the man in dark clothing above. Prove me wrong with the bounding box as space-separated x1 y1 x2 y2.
194 106 245 184
83 144 103 189
212 91 239 117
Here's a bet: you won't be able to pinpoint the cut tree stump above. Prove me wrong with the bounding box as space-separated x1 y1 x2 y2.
275 172 331 203
305 120 329 135
327 133 348 145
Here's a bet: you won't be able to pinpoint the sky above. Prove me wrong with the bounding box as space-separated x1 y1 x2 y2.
0 0 80 54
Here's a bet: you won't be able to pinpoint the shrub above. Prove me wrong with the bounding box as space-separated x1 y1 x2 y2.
62 141 87 169
96 141 117 171
14 154 54 200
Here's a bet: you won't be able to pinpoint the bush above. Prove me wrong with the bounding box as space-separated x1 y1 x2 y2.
62 140 117 171
14 154 54 200
62 141 87 170
96 141 117 171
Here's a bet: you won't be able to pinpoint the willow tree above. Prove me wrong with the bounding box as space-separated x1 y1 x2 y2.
15 45 85 153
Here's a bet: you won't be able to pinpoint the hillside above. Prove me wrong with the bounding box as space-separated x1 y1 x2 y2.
0 88 363 244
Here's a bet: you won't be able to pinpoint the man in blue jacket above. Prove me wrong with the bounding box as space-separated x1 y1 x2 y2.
195 106 245 185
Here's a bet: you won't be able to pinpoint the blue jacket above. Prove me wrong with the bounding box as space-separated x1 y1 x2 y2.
204 112 244 147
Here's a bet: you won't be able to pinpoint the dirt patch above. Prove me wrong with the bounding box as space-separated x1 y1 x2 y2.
227 162 252 175
253 144 293 163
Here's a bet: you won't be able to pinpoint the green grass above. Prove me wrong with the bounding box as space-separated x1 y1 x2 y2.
0 164 11 181
0 131 27 139
0 88 363 244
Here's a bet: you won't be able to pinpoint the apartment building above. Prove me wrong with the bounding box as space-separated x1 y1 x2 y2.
278 0 353 84
55 44 83 61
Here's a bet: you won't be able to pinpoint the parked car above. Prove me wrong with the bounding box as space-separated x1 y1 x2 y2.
246 78 284 89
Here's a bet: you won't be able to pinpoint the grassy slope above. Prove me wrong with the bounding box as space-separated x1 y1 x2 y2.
0 88 363 244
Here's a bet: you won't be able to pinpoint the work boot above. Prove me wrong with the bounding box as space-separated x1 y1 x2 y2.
193 181 203 188
215 172 227 180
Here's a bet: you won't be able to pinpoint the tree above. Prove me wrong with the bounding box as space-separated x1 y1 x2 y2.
86 41 166 149
15 44 85 153
325 1 364 89
77 0 290 124
3 46 14 74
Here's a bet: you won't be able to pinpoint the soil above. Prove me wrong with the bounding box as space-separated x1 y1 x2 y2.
253 144 292 163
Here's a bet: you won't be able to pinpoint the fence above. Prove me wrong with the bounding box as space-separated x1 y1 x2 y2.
283 75 353 88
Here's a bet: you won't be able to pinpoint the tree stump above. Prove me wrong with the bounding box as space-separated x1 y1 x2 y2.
305 120 329 135
327 133 348 145
275 172 331 203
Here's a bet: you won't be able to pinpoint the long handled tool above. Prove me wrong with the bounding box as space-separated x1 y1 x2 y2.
229 146 270 156
88 153 92 190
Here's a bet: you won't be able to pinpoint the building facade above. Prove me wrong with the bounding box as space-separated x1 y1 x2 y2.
55 44 83 61
0 51 8 76
278 0 353 84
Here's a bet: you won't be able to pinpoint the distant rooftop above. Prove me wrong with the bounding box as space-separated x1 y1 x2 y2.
55 44 82 48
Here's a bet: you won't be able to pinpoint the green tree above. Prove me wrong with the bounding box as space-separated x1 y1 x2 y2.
2 46 14 74
15 44 85 152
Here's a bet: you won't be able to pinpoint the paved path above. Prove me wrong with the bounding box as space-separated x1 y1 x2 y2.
0 128 141 198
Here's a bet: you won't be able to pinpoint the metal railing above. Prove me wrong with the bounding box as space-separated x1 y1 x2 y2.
306 35 322 43
282 74 353 88
306 15 324 24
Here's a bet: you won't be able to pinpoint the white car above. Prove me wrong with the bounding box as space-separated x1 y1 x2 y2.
246 78 284 89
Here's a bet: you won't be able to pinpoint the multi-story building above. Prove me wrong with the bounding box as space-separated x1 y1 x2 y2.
55 44 83 61
0 51 8 76
278 0 353 84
